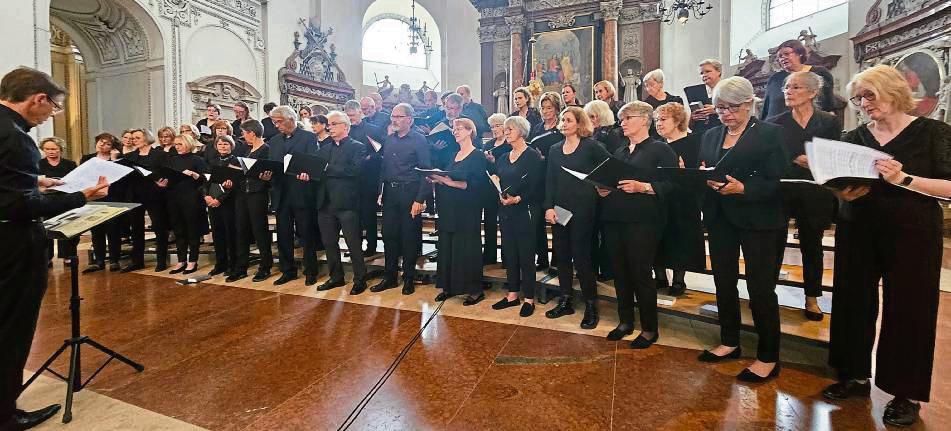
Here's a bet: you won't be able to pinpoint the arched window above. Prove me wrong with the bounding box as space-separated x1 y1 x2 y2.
362 8 441 90
768 0 847 28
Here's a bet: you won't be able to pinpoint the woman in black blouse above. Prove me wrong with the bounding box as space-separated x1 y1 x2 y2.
597 102 677 348
162 134 207 274
642 69 685 110
204 135 240 277
765 71 841 321
695 77 786 383
81 133 123 273
510 86 542 130
823 65 951 428
585 100 623 154
491 116 544 317
528 93 564 271
230 120 273 282
543 106 612 329
38 137 78 265
482 113 512 265
431 118 488 305
310 114 331 146
562 83 582 107
594 80 624 121
759 39 837 120
122 128 170 272
652 102 706 296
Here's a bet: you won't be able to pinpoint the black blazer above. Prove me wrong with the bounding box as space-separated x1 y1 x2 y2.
268 127 318 209
698 118 787 230
600 138 678 225
315 136 367 211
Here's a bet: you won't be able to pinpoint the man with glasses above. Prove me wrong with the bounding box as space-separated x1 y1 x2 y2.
0 67 109 430
370 103 433 295
314 111 369 294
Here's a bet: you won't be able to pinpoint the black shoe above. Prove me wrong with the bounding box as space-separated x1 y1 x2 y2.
822 379 871 400
697 347 742 363
883 397 920 427
273 273 298 286
492 297 520 310
182 266 199 275
519 302 535 317
120 263 144 273
226 272 249 282
4 404 61 430
252 271 271 282
606 323 635 341
370 278 398 293
547 266 558 276
804 308 824 321
669 282 686 297
580 300 599 329
401 281 415 295
208 267 227 277
108 262 122 271
350 282 368 295
736 364 780 383
317 279 345 291
82 263 104 274
629 332 659 349
305 275 319 286
154 263 169 272
435 291 455 302
463 293 485 306
168 265 186 274
545 296 575 319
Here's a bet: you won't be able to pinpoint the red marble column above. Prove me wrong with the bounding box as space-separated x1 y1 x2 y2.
506 16 526 91
600 1 622 89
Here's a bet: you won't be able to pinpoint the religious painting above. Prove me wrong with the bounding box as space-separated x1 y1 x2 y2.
530 26 595 103
895 51 944 117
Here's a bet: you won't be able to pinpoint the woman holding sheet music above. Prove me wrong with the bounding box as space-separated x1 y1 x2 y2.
122 128 170 273
824 65 951 427
529 92 564 271
491 116 543 317
596 101 678 348
204 135 240 278
162 134 207 275
543 106 613 329
482 113 512 266
764 70 841 321
695 77 786 383
230 120 273 283
431 118 488 305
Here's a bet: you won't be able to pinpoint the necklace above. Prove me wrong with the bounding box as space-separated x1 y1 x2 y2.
726 127 743 136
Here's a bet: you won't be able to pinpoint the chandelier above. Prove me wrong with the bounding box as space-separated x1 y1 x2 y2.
407 0 433 55
658 0 714 25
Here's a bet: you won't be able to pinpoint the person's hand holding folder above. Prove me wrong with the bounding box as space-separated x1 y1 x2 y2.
706 175 745 195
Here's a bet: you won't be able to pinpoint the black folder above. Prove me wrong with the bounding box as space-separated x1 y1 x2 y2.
529 131 563 157
487 143 513 159
683 84 711 106
206 183 228 201
563 156 652 189
426 122 454 146
283 153 327 179
657 167 727 186
238 157 283 178
209 164 245 184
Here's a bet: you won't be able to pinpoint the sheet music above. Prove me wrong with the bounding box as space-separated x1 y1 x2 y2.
554 205 573 226
780 179 817 184
43 203 135 239
428 121 450 135
199 125 212 135
414 167 452 175
135 166 152 176
367 136 382 152
283 154 293 173
50 157 133 193
238 157 257 171
487 171 502 195
561 166 588 181
805 137 892 185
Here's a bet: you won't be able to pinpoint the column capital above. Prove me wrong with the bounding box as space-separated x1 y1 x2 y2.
600 0 623 21
504 15 526 34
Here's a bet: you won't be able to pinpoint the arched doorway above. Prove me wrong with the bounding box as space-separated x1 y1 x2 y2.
48 0 166 156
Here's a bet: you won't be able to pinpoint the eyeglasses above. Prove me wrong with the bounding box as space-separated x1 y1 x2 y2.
714 103 744 113
620 115 647 122
849 91 876 106
328 122 345 127
47 95 64 115
390 114 409 120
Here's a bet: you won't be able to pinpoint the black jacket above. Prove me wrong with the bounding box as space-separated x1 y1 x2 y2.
268 127 318 209
697 118 787 230
599 138 678 225
315 136 367 211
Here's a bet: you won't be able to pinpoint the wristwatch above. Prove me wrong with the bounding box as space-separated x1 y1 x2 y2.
901 175 914 186
643 183 652 193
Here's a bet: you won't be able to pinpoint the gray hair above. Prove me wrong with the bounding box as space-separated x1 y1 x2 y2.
179 124 199 136
487 113 507 127
359 96 376 109
131 128 156 144
456 84 471 97
327 110 351 128
784 70 824 97
503 115 531 138
643 69 665 85
343 100 361 112
699 58 723 72
444 93 464 106
584 100 616 127
39 136 66 151
393 102 415 118
712 76 754 105
270 105 298 122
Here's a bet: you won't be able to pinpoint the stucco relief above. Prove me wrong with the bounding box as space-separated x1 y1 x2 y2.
50 0 149 66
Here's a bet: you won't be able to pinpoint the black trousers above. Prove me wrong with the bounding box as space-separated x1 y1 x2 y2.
359 165 381 253
129 200 169 266
829 219 942 402
551 215 596 301
0 224 49 419
90 219 121 265
500 206 537 299
46 238 77 261
318 209 366 283
234 191 272 274
382 184 423 282
482 199 499 264
707 217 782 363
167 192 205 263
276 205 318 276
605 222 661 332
209 199 237 272
534 208 550 266
775 185 832 298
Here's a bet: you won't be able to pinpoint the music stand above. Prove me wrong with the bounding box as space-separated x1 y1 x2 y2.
23 202 144 423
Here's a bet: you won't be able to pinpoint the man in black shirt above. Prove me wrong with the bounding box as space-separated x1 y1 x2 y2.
370 103 433 295
368 93 391 126
260 102 279 141
456 85 490 137
266 105 320 286
0 67 109 430
315 111 369 294
345 100 384 255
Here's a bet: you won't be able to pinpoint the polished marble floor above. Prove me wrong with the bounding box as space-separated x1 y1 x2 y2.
19 257 951 430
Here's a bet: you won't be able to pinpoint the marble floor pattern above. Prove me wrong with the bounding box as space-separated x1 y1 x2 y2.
20 256 951 430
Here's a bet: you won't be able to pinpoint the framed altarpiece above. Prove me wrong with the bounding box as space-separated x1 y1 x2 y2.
528 15 602 103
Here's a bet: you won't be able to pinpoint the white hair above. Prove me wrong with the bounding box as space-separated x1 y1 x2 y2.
327 110 351 128
712 76 754 105
584 100 616 127
487 113 507 126
643 69 665 85
503 116 531 138
270 105 298 122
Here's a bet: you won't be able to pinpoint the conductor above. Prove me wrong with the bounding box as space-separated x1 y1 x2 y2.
0 67 109 430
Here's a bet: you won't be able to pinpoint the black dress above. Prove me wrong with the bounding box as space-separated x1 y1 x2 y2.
829 117 951 402
435 149 487 296
656 133 706 272
496 148 544 299
164 152 207 263
766 110 841 297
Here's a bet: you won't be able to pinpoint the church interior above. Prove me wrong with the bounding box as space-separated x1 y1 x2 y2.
4 0 951 430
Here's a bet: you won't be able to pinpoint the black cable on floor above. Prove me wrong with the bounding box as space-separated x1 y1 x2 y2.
337 299 445 431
